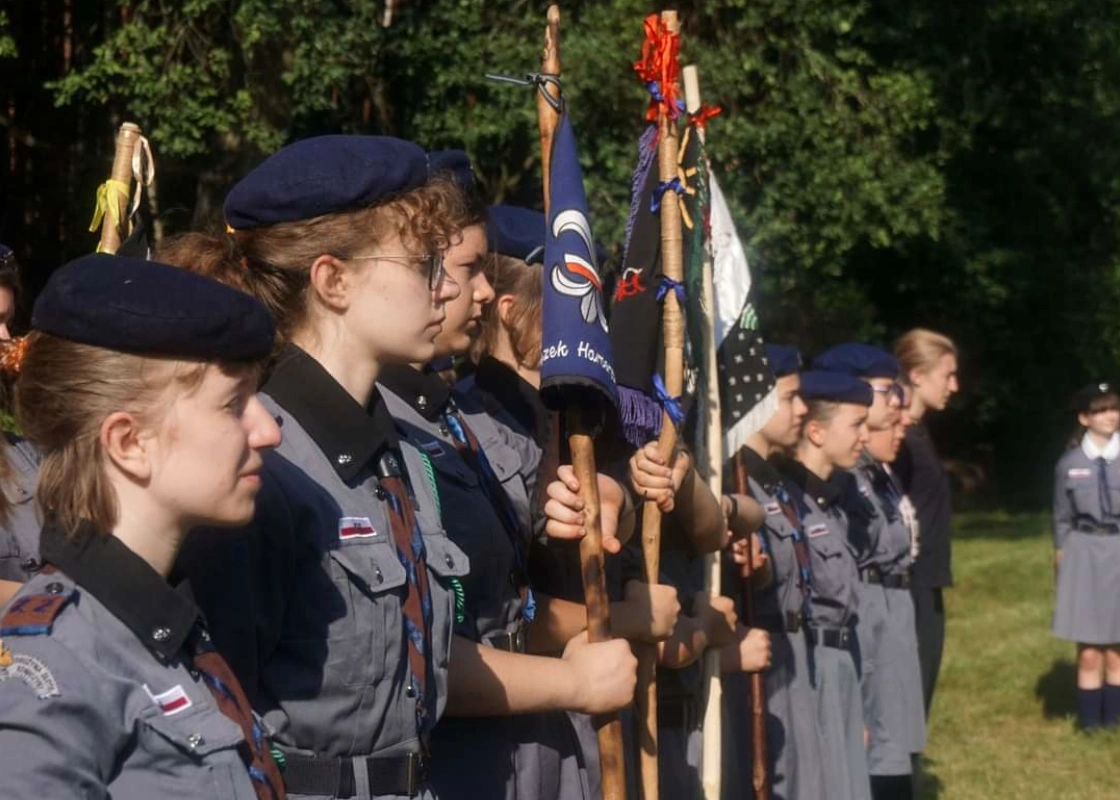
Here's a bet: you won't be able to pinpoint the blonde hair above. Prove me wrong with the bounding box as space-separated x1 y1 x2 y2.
894 328 958 382
157 176 473 343
473 254 542 369
14 332 219 538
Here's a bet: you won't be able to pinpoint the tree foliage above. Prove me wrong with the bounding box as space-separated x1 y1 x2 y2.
4 0 1120 502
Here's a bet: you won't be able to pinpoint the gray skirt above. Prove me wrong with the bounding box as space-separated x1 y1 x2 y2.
814 646 871 800
1053 531 1120 644
879 586 926 761
722 630 825 800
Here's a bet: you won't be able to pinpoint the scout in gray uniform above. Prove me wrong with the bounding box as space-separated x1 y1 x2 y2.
460 204 683 798
774 370 872 800
1052 382 1120 730
721 343 825 800
815 344 924 800
0 254 286 799
166 135 478 800
378 182 637 800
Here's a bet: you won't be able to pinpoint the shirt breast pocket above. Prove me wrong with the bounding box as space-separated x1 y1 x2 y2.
328 539 409 688
423 533 470 672
137 703 248 798
1071 481 1102 520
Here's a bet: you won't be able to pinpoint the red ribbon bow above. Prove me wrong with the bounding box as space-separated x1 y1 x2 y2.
633 13 682 122
689 104 723 129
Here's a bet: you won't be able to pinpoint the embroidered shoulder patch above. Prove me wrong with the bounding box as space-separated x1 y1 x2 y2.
807 523 830 538
0 590 76 637
1068 468 1092 479
764 501 782 516
338 516 379 540
0 647 60 700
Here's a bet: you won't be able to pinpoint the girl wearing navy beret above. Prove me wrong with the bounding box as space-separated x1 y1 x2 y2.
1052 383 1120 730
0 255 286 799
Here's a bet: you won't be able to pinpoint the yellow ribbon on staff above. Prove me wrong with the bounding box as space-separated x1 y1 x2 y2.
87 179 131 234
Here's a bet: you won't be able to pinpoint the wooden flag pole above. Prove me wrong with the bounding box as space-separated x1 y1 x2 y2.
637 11 684 800
733 448 770 798
535 8 627 800
97 122 142 254
682 64 728 800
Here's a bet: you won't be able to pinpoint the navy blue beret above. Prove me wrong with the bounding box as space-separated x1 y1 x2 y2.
1072 382 1118 413
487 205 546 265
428 149 475 193
799 370 873 406
764 344 802 378
813 343 898 380
32 254 275 361
0 243 11 260
225 135 428 230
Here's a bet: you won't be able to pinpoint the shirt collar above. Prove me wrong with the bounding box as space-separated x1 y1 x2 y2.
378 364 452 422
39 521 200 661
472 356 548 444
1082 432 1120 462
772 455 843 509
263 343 399 481
740 447 783 495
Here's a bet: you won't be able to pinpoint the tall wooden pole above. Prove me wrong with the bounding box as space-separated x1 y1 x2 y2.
636 11 685 800
535 8 627 800
97 122 141 255
734 449 770 799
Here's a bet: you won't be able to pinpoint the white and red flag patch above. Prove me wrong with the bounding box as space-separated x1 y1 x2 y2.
338 516 378 540
145 683 193 716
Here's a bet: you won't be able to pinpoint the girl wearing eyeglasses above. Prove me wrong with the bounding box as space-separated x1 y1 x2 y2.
1053 382 1120 730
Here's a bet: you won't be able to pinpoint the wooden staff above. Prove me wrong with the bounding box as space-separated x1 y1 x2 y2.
636 11 684 800
96 122 142 254
734 449 770 799
535 8 627 800
681 63 730 800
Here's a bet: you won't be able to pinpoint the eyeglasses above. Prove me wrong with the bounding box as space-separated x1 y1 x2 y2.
343 252 456 292
870 382 905 407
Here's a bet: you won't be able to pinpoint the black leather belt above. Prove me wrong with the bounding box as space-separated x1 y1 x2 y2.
280 750 428 798
805 626 853 650
880 572 912 589
859 565 883 584
484 624 528 653
1077 523 1120 535
658 697 701 731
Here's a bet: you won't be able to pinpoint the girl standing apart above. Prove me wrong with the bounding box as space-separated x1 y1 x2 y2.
1052 382 1120 730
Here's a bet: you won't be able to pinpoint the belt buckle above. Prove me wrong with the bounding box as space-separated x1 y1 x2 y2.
839 628 850 647
406 751 427 796
512 627 526 654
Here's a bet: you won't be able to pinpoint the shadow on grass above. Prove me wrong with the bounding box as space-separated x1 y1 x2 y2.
915 755 945 799
1034 658 1078 719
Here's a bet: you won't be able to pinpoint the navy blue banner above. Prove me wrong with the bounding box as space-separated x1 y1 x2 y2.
539 109 618 413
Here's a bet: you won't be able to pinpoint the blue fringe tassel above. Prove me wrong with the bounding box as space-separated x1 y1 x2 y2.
618 385 664 450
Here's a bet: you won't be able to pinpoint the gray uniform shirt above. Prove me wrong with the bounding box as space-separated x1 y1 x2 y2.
740 449 805 624
0 524 262 800
177 347 468 777
1053 441 1120 548
0 437 42 583
776 458 860 630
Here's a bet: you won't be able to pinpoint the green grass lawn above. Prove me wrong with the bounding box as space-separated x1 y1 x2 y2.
916 511 1120 799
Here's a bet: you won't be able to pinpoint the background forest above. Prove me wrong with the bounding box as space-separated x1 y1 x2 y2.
3 0 1119 506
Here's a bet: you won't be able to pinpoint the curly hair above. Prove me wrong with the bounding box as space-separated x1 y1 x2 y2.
157 175 474 342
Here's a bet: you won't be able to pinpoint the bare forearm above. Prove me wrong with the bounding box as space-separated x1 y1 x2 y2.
445 636 577 716
672 468 726 554
657 615 708 670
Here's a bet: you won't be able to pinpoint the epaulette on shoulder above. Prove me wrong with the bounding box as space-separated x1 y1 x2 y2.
1 587 77 637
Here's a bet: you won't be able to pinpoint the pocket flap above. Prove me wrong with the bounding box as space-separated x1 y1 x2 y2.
142 701 244 757
331 539 408 593
424 534 470 579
